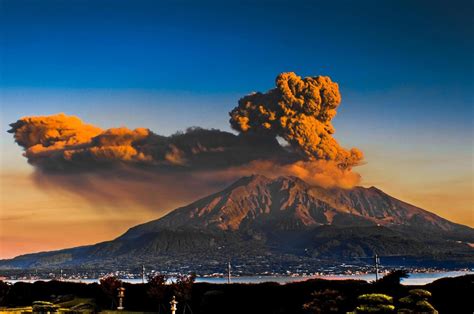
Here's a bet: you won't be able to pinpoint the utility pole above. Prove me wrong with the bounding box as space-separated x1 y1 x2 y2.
374 253 380 281
227 260 231 284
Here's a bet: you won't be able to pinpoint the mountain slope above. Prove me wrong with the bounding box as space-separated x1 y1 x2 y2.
122 175 469 238
2 175 473 270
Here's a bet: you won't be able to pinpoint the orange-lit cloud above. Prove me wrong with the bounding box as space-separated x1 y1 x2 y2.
206 160 361 189
9 114 286 170
7 72 364 213
230 72 363 168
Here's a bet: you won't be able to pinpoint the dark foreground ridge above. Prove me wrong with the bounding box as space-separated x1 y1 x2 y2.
1 175 473 270
0 274 473 313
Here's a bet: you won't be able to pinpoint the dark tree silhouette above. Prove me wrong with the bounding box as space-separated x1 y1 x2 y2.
99 276 122 309
173 273 196 301
0 280 11 305
376 270 409 288
147 273 168 313
172 273 196 314
302 289 345 313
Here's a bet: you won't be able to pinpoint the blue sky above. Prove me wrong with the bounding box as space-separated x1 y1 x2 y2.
2 0 472 144
1 0 472 91
0 0 473 233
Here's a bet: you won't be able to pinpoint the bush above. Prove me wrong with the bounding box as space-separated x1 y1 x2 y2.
397 289 437 314
32 300 60 312
415 300 435 311
408 289 431 299
358 294 394 304
302 289 345 313
355 293 395 314
356 304 395 313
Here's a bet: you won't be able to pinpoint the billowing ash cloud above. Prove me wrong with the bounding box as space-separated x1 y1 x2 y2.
230 72 363 169
8 113 288 171
8 72 363 211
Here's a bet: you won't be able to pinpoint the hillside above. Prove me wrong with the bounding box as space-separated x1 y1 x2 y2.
1 175 473 270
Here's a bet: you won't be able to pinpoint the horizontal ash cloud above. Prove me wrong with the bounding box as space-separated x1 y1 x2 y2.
8 114 291 171
8 72 364 211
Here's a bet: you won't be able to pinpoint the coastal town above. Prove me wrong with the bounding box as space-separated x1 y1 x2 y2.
2 263 472 283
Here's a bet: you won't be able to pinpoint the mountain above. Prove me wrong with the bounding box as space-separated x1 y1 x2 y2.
2 175 473 270
122 175 467 236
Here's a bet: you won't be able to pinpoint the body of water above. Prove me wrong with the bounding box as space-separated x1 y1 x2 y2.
199 271 473 285
6 271 472 286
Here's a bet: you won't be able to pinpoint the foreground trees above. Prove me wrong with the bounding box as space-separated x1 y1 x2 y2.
398 289 438 314
355 293 395 313
0 280 11 305
99 275 122 309
146 273 196 314
349 290 439 314
1 274 468 313
147 274 168 313
302 289 345 313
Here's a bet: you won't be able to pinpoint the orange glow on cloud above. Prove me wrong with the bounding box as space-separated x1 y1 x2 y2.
2 72 472 259
205 159 361 189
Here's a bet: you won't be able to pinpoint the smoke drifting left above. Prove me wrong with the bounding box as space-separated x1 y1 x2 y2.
8 72 363 212
8 114 288 210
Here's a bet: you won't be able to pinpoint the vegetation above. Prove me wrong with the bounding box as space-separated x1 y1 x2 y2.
375 270 409 288
0 280 11 305
302 289 345 313
354 293 395 313
99 276 122 309
2 175 473 271
172 273 196 313
398 289 438 314
0 274 471 314
147 273 167 313
32 300 60 312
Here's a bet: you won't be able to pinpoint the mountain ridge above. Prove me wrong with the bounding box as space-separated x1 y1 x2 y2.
121 174 468 239
2 175 473 270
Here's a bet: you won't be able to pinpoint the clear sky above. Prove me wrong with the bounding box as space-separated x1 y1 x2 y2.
0 0 473 258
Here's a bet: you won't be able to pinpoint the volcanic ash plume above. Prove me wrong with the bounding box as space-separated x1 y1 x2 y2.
8 113 283 171
8 72 364 211
7 113 288 210
203 160 361 189
8 114 154 169
230 72 363 169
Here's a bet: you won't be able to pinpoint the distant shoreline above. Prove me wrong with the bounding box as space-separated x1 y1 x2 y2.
4 270 473 286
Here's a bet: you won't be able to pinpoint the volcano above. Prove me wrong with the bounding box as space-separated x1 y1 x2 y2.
2 175 473 270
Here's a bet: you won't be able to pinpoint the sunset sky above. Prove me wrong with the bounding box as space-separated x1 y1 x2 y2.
1 0 473 259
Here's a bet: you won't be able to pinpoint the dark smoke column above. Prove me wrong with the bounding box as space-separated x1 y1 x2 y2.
229 72 363 169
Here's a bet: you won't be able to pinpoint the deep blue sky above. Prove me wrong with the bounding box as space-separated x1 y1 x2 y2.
1 0 473 92
1 0 472 154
